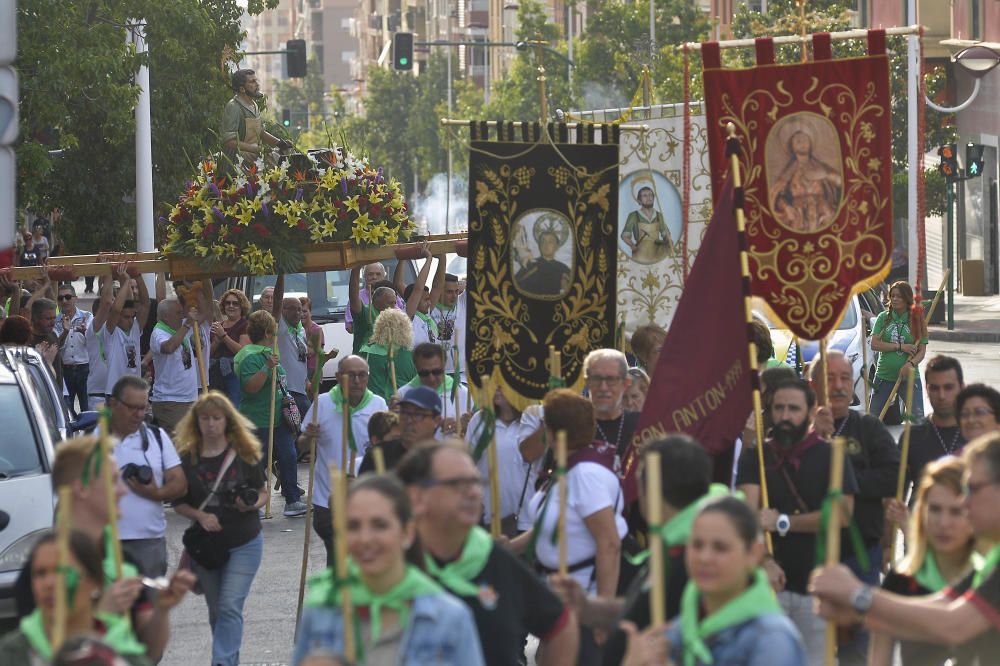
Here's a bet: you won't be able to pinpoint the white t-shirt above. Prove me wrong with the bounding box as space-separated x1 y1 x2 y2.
55 309 93 366
524 461 627 593
85 319 108 396
150 324 199 403
112 425 182 540
467 411 541 529
103 321 142 395
278 319 309 395
300 390 388 507
430 303 460 374
454 291 467 382
411 311 438 348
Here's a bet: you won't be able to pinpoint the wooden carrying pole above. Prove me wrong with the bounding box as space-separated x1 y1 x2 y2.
878 270 950 420
728 123 772 553
646 451 666 626
488 430 502 538
53 487 72 653
341 373 351 477
264 341 279 519
557 430 569 576
330 467 356 662
682 23 920 51
891 369 919 559
296 384 326 626
824 437 846 666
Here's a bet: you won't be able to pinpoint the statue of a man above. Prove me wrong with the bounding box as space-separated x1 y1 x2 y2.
221 69 290 164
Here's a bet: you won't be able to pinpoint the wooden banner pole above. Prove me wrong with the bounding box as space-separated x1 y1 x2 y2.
557 430 569 576
646 452 666 626
295 383 326 626
891 369 919 561
824 437 846 666
488 431 502 538
53 487 72 653
341 373 351 477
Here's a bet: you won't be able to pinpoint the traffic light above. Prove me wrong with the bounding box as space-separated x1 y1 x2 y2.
286 39 307 78
938 143 959 180
282 109 291 127
393 32 414 71
966 142 986 178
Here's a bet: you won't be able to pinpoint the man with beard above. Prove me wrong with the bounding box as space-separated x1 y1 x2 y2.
903 355 966 490
221 69 289 163
810 350 899 666
736 378 858 664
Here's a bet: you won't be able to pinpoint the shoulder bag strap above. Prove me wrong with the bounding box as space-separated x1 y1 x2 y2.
513 461 534 521
196 449 238 512
778 465 811 515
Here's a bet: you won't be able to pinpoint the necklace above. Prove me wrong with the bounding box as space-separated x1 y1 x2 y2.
930 421 963 455
833 412 851 438
595 412 626 451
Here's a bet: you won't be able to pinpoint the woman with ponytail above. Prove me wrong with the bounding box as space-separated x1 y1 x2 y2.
870 457 978 665
869 280 928 421
293 474 484 666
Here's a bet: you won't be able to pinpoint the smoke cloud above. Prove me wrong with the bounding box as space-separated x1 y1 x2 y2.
410 173 469 236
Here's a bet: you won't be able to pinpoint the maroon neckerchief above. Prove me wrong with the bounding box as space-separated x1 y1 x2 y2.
537 439 617 488
766 430 823 473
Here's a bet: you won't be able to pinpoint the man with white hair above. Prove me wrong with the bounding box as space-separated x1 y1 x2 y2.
349 265 403 355
150 296 209 433
345 262 405 334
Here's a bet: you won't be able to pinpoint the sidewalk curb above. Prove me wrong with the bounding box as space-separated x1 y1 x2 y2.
929 330 1000 344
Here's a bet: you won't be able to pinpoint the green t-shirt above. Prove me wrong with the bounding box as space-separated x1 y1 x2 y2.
872 309 928 381
237 350 287 428
352 305 377 355
362 344 417 401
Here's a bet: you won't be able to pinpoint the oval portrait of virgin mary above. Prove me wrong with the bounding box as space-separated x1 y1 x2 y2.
765 112 845 233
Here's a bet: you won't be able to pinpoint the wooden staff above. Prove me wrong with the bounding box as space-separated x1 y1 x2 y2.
728 123 773 554
98 415 124 580
179 282 209 391
341 373 351 477
389 344 398 396
373 446 386 474
861 325 871 414
296 381 326 626
878 270 950 420
550 346 562 382
264 339 279 519
646 451 666 626
452 339 463 433
816 338 830 407
53 487 72 653
891 368 919 559
330 466 356 662
487 429 502 538
557 430 568 576
824 436 846 666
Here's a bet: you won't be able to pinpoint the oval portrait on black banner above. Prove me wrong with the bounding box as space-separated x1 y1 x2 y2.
765 112 845 233
510 210 575 300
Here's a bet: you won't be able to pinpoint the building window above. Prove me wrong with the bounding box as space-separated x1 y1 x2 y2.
971 0 981 39
278 14 289 27
312 12 324 40
341 17 353 30
341 50 356 63
313 46 325 73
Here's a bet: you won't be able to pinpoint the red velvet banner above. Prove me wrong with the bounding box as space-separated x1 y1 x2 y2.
702 31 893 340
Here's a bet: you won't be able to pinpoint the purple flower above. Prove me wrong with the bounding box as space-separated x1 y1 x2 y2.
375 167 383 185
212 206 226 223
295 188 304 201
341 177 348 195
262 201 269 217
157 216 168 226
209 182 221 198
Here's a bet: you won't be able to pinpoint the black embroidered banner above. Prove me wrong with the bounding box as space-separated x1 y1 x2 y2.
466 123 619 410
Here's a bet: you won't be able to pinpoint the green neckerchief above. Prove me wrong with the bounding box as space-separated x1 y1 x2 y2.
973 543 1000 589
405 374 454 395
361 342 389 357
914 550 948 592
19 609 146 660
287 319 304 337
815 490 870 572
234 343 272 376
153 321 189 353
327 386 376 452
629 484 731 567
679 568 782 666
415 310 438 335
306 561 443 643
423 526 493 597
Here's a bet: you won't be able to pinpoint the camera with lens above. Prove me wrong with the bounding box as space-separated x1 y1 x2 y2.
228 483 259 508
121 463 153 485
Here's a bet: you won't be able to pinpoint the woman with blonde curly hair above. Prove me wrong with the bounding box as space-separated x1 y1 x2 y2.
173 391 268 666
361 307 416 401
210 288 252 404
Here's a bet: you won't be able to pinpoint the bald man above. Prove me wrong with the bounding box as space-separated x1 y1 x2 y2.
300 355 388 564
345 262 405 334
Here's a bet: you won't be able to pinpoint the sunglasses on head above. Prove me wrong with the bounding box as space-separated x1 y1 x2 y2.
417 368 445 377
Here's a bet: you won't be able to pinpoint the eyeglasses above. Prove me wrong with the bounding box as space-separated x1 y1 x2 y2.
963 478 997 497
115 399 148 414
419 476 486 492
58 294 74 301
222 300 241 307
344 372 369 381
959 407 996 420
586 374 625 386
399 408 435 421
417 368 445 378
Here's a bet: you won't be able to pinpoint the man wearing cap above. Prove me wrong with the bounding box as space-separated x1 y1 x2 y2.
358 385 442 473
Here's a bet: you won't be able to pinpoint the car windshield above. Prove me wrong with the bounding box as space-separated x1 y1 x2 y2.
0 384 43 478
755 297 859 331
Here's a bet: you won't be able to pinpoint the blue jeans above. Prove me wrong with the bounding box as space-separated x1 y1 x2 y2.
255 423 300 502
870 374 924 422
63 363 90 417
839 543 883 666
193 532 263 666
220 365 241 407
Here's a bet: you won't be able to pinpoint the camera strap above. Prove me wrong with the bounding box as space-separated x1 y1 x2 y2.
197 449 237 512
139 425 166 476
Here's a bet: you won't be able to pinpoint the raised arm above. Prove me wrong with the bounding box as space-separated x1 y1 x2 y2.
428 254 447 310
105 266 133 333
91 275 115 332
349 266 363 317
135 272 151 328
406 243 434 319
271 274 285 321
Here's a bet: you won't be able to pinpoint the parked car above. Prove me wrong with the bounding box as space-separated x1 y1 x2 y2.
217 259 418 391
0 347 60 618
753 291 875 409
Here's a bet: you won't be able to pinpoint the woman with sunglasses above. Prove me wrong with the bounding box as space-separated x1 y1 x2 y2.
293 474 484 666
210 288 251 405
956 384 1000 443
873 457 978 666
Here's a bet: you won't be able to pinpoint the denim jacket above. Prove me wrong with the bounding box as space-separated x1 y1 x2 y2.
667 612 806 666
292 592 485 666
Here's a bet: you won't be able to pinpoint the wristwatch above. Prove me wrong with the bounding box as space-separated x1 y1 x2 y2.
776 513 791 537
850 584 874 615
